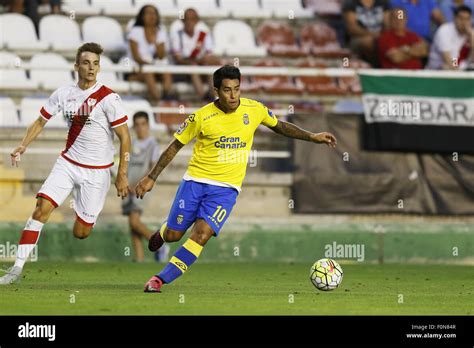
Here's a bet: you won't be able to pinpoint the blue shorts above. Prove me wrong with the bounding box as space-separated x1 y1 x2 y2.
167 180 238 236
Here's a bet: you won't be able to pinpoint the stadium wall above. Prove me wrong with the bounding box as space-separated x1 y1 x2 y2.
0 221 472 265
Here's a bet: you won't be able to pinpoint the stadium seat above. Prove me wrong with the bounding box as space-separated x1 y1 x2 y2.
305 0 342 16
252 59 303 94
92 0 135 16
0 52 38 90
121 98 161 131
82 17 126 55
213 20 267 57
20 97 68 128
97 56 130 94
338 59 371 95
261 0 313 19
219 0 271 18
257 21 307 58
39 15 82 53
296 59 345 95
61 0 101 15
29 53 74 90
134 0 177 17
300 22 350 58
176 0 226 18
0 14 48 51
0 97 20 127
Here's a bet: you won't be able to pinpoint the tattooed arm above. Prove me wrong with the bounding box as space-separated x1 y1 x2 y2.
135 138 184 199
269 120 337 148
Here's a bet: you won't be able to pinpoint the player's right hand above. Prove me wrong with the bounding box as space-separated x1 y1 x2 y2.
10 146 26 167
135 176 155 199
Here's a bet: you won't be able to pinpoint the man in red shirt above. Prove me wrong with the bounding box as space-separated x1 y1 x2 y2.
378 7 429 69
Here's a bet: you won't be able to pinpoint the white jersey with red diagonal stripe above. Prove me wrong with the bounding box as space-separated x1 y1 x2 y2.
40 82 128 168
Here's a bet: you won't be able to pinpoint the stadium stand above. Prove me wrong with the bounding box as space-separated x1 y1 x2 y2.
29 53 74 90
219 0 271 18
0 52 38 90
82 16 126 56
257 21 308 58
96 55 130 94
92 0 136 17
253 58 304 94
176 0 227 18
296 59 345 95
0 13 48 52
261 0 313 18
0 97 19 127
213 19 267 57
39 14 82 53
300 21 350 58
61 0 101 16
20 96 68 128
134 0 178 17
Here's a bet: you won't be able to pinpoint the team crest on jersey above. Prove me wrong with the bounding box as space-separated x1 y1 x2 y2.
87 98 96 107
243 113 249 125
176 121 188 135
177 214 184 225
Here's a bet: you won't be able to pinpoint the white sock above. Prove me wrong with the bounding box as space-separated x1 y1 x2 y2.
14 218 44 270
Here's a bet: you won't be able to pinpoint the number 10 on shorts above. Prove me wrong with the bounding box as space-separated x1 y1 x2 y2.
213 205 227 222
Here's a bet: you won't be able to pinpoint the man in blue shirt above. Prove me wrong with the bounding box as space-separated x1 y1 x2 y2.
390 0 445 41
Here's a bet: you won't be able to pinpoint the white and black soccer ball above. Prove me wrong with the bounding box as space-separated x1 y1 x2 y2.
310 258 343 291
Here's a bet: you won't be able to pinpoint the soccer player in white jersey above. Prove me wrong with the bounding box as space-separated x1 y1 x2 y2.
0 43 131 285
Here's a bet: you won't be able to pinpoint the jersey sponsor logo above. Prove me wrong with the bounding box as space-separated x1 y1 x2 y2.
214 136 247 149
268 108 275 118
176 121 188 135
243 113 249 125
177 214 184 225
87 98 97 107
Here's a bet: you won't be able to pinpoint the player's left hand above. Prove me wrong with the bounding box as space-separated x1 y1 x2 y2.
311 132 337 148
115 172 129 199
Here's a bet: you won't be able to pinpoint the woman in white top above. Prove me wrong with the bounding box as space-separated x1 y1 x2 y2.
127 5 173 104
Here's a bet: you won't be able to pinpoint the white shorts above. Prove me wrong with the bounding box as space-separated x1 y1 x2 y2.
37 156 111 226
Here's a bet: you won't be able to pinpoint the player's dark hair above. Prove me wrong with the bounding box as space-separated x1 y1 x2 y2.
213 65 241 89
133 111 149 123
134 5 161 27
75 42 103 64
454 5 472 17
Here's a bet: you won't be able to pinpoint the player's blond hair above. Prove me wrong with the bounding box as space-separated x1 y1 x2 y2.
75 42 104 64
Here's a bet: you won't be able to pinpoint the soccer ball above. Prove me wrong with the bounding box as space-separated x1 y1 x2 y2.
310 258 343 291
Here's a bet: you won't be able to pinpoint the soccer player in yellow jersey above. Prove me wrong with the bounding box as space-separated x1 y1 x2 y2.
136 65 337 292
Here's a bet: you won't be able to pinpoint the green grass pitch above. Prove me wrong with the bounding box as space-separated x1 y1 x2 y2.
0 261 472 315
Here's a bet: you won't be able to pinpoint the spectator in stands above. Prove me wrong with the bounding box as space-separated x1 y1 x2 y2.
170 8 220 100
440 0 474 25
427 5 473 70
126 5 174 105
342 0 390 65
390 0 445 42
378 7 428 69
6 0 60 34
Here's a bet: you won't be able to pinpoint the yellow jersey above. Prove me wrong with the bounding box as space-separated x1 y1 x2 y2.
174 98 278 190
